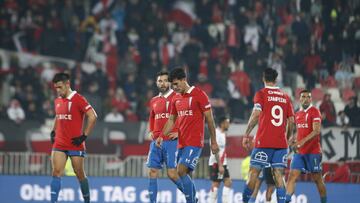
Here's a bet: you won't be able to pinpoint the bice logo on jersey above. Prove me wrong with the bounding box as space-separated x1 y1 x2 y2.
56 114 72 120
297 123 309 128
155 113 169 119
177 110 193 117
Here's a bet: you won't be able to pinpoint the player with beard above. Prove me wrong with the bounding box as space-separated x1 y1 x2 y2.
146 71 184 203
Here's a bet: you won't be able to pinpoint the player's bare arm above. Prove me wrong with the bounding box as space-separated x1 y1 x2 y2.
204 109 224 174
83 109 97 136
204 109 219 154
72 109 97 146
243 109 260 150
50 117 57 144
295 121 321 149
286 116 295 144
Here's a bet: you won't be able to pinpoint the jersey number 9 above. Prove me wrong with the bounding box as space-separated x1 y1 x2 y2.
271 105 283 127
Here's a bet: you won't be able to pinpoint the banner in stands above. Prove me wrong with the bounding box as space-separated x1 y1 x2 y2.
0 176 359 203
321 127 360 162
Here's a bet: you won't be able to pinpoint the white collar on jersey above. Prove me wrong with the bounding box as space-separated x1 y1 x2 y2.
67 91 77 100
159 89 174 98
265 85 279 89
301 104 313 112
186 86 195 94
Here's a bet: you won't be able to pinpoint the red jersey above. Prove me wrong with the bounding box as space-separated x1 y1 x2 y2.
170 86 211 148
295 105 322 154
53 91 93 150
253 86 294 148
148 90 178 141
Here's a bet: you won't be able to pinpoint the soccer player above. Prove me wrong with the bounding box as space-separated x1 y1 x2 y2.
208 116 232 203
50 73 97 203
146 71 184 203
251 167 275 203
157 67 221 203
285 89 327 203
242 68 295 203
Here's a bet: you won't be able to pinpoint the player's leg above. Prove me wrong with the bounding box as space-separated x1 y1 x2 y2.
221 168 232 203
307 154 327 203
209 180 220 203
70 152 89 203
148 168 159 203
311 173 327 203
249 174 263 203
164 140 184 193
243 148 269 203
244 167 262 203
285 154 304 203
51 150 67 203
264 167 275 203
271 148 288 203
265 184 275 203
208 163 221 203
146 141 163 203
177 147 202 203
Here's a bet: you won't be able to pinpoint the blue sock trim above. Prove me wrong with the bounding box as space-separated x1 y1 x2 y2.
173 178 184 193
51 176 61 203
79 178 90 203
276 187 286 203
242 186 253 203
180 175 194 202
148 178 158 203
285 193 292 203
321 196 327 203
249 196 256 203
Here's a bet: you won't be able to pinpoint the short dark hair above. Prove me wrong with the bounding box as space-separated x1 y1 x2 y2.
169 68 186 82
52 73 70 83
157 70 169 77
299 89 311 95
217 116 229 126
263 68 278 83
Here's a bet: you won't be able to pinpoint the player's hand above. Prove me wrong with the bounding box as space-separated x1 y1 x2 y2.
242 136 251 151
148 131 153 139
218 164 225 175
168 132 178 140
155 136 163 148
71 135 87 146
288 135 296 146
294 139 305 150
210 142 220 154
50 130 55 144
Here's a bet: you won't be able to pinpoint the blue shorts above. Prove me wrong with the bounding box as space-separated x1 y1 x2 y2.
177 146 202 171
290 154 322 173
146 140 178 169
250 148 288 169
52 148 86 157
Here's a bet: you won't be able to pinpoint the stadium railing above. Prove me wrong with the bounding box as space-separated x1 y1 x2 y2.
0 152 209 178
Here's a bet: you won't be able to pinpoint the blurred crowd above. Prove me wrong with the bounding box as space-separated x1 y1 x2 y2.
0 0 360 127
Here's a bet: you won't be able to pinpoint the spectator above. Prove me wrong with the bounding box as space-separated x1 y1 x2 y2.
319 93 336 127
7 99 25 124
284 44 303 90
334 61 353 89
344 96 360 127
111 88 130 114
331 158 350 183
303 48 322 89
104 108 124 123
336 110 350 128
